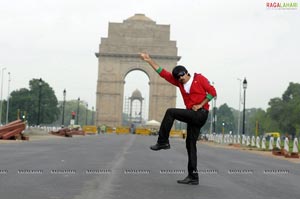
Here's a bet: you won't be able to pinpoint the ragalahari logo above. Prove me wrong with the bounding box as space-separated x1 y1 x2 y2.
266 2 298 9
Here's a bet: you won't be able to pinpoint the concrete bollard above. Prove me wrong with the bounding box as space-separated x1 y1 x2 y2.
269 137 274 150
262 137 266 149
246 136 251 146
219 134 223 144
223 134 227 144
221 134 224 144
292 137 298 153
284 137 299 158
284 137 289 152
256 136 261 148
242 135 246 145
276 137 281 149
233 135 236 144
229 134 233 144
272 137 284 156
251 136 256 147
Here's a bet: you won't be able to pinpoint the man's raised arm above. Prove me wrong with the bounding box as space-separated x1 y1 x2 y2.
139 53 160 71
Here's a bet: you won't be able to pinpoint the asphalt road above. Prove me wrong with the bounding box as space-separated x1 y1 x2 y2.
0 134 299 199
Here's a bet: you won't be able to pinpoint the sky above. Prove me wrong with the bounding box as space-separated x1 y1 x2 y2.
0 0 299 120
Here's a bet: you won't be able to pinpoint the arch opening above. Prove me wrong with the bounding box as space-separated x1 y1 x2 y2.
122 70 149 126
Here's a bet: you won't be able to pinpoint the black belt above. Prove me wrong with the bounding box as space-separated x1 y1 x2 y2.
198 108 209 114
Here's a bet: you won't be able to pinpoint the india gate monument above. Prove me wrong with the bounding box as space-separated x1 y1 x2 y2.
95 14 180 127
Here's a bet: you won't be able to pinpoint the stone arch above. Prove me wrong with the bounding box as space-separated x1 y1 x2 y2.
123 69 149 124
123 67 151 83
95 14 180 127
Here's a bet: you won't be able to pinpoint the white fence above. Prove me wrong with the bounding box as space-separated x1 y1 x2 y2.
205 133 299 153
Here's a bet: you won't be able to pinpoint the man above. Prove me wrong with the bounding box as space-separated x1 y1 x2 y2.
140 52 217 185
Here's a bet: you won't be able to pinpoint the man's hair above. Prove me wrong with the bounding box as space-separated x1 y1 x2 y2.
172 65 188 78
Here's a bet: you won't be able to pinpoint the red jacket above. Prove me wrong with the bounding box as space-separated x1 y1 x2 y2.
159 68 217 111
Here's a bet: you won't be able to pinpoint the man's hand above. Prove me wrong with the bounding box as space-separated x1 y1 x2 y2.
139 52 160 71
192 104 202 111
192 98 209 111
139 53 151 62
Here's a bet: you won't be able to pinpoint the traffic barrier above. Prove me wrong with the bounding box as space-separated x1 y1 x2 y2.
170 130 184 138
135 128 151 136
115 126 130 134
82 125 97 134
106 127 115 133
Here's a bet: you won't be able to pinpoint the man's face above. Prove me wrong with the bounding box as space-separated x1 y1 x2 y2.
176 71 189 84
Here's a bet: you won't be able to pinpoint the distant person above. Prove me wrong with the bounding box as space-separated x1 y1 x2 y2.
100 125 106 134
97 126 101 134
140 52 217 185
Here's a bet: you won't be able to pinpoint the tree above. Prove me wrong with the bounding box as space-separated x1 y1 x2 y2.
52 100 94 127
5 88 31 123
267 82 300 137
8 78 59 125
215 104 235 134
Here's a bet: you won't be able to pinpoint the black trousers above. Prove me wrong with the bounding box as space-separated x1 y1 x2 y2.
157 108 208 179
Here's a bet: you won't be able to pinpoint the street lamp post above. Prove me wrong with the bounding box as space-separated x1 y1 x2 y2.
85 102 88 125
61 89 66 128
209 81 214 134
0 67 7 125
237 78 242 135
212 97 217 133
242 78 247 135
76 97 80 125
222 122 225 136
37 78 42 126
91 106 94 125
6 72 11 124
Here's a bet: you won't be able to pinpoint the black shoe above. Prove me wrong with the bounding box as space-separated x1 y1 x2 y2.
150 143 170 151
177 176 199 185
